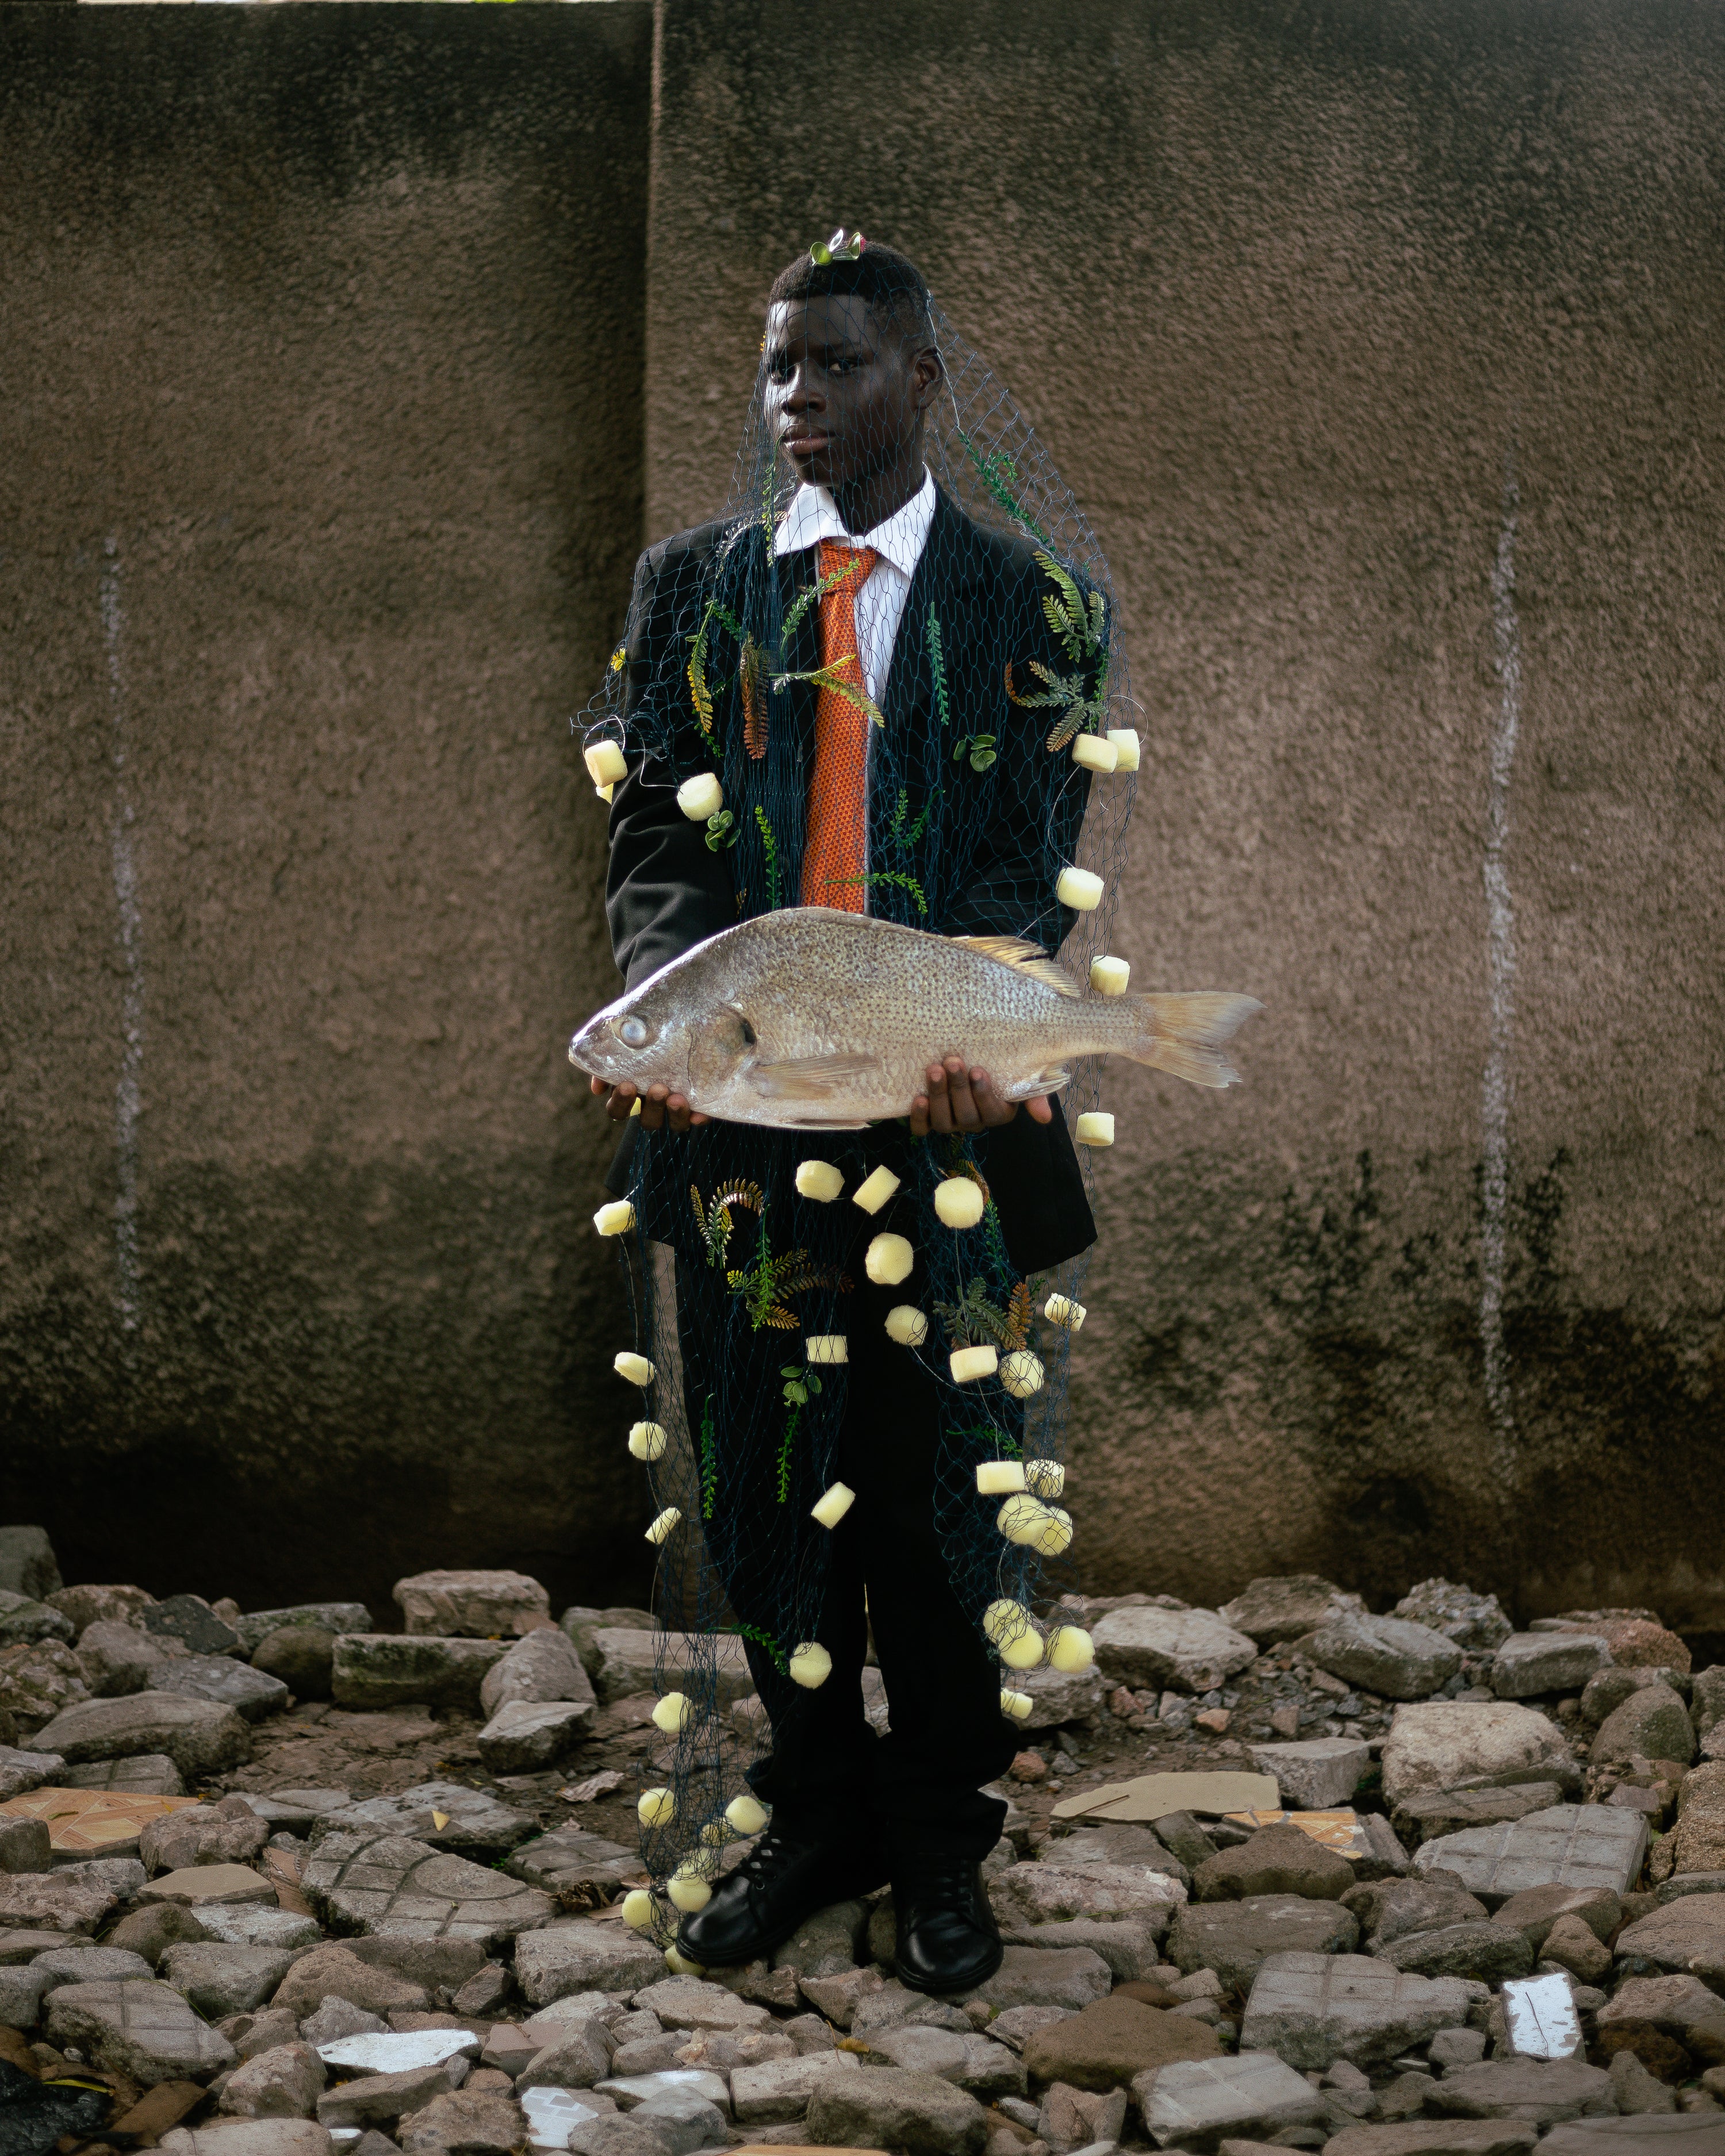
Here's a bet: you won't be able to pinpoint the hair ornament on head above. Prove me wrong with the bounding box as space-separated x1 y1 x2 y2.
808 227 866 266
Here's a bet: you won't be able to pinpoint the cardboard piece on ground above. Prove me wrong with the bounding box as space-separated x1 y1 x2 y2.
1051 1770 1281 1823
110 2080 208 2146
0 1786 201 1853
1223 1808 1371 1859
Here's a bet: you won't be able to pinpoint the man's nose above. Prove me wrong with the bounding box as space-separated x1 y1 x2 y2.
782 363 824 412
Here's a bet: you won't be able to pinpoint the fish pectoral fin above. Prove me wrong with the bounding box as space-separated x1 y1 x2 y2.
746 1051 881 1100
950 934 1082 998
1009 1065 1071 1100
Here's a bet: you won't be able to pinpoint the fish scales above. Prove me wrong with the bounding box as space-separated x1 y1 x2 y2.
570 908 1260 1130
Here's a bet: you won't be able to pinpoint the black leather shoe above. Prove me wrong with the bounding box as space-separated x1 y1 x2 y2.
677 1827 888 1969
890 1854 1003 1994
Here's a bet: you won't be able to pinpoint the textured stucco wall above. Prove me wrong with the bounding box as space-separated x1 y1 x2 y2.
644 0 1725 1623
5 0 1723 1628
0 3 654 1614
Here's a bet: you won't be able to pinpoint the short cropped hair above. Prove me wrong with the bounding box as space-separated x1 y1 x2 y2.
767 240 934 343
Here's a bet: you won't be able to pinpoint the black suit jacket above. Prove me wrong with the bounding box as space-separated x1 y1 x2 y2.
601 489 1098 1277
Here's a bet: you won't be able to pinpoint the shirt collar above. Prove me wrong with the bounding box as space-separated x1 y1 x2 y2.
773 466 937 581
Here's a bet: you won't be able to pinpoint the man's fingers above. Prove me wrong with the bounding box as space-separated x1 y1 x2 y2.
970 1068 1021 1129
944 1055 983 1131
908 1095 931 1140
923 1062 953 1135
1025 1093 1053 1125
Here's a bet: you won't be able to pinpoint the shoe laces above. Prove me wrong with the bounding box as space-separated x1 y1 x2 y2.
730 1828 813 1888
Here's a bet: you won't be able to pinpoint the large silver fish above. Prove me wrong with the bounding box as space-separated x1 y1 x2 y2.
569 908 1260 1131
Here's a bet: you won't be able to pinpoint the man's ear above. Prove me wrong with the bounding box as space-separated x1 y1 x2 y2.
910 342 944 413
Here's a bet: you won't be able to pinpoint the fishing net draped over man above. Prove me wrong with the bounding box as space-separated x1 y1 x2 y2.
570 231 1259 1992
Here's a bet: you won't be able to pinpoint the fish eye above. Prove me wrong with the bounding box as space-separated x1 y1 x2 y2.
739 1016 757 1046
615 1016 653 1049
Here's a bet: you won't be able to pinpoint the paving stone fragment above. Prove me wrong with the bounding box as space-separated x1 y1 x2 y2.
586 1631 752 1710
141 1598 243 1657
110 1902 212 1965
1044 1823 1191 1888
0 1746 60 1802
516 1924 667 2006
595 2069 731 2118
151 1658 292 1724
396 2086 526 2156
1485 1884 1619 1955
991 1861 1184 1933
1658 1763 1725 1879
329 1639 510 1714
1218 1577 1363 1647
63 1753 187 1795
1611 2048 1681 2113
995 1916 1166 1983
476 1702 594 1775
315 1784 538 1859
1243 1740 1368 1812
141 1864 278 1909
72 1618 183 1697
142 1800 271 1875
226 2007 302 2061
1051 1773 1279 1827
1009 1661 1107 1735
0 1863 126 1933
1542 1913 1612 1982
1194 1825 1354 1903
0 1963 51 2027
1616 1895 1725 1977
629 2088 727 2155
1594 1687 1697 1768
343 1935 489 1994
233 1790 352 1833
1133 2052 1325 2149
197 1906 324 1951
161 2124 333 2156
318 2059 472 2128
1375 1925 1533 1984
519 2085 616 2150
1379 1705 1575 1808
1089 1609 1258 1696
1020 1993 1218 2089
804 2062 986 2153
300 1997 389 2046
633 1978 770 2034
300 1831 554 1947
963 1946 1113 2012
504 1828 636 1898
0 1530 60 1603
274 1945 431 2021
522 2023 614 2089
1239 1951 1473 2071
0 1815 49 1873
1322 2127 1537 2156
1489 1635 1610 1700
1601 1974 1725 2057
1425 2059 1615 2123
1413 1805 1647 1906
223 2041 328 2119
1392 1785 1565 1850
233 1608 373 1659
47 1975 238 2082
161 1942 294 2017
27 1694 252 1779
394 1571 550 1640
1167 1894 1360 1991
478 1631 595 1720
1304 1616 1462 1704
35 1942 153 1986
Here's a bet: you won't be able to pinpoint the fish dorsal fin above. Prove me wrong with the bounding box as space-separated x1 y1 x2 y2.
950 935 1082 998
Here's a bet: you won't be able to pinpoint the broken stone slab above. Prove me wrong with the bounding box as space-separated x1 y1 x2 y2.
0 1593 75 1648
1425 2058 1615 2123
1616 1895 1725 1976
557 1609 655 1679
232 1607 373 1659
587 1631 752 1710
868 2028 1023 2099
76 1622 191 1699
1490 1634 1612 1700
161 1942 294 2017
1489 1885 1620 1956
274 1944 431 2022
1089 1609 1258 1697
47 1975 238 2082
1392 1783 1567 1849
141 1799 270 1874
1303 1615 1462 1703
804 2062 986 2154
1043 1822 1191 1888
0 1745 62 1801
1594 1685 1697 1768
1133 2051 1325 2150
963 1945 1113 2012
726 2048 861 2123
329 1638 510 1714
595 2069 731 2119
995 1917 1166 1984
1540 2123 1725 2155
628 2089 729 2155
196 1906 324 1950
313 1783 538 1858
479 1631 595 1720
317 2059 473 2129
1376 1924 1532 1984
1324 2127 1538 2156
991 1860 1185 1933
340 1935 490 1994
0 1862 130 1934
0 1529 60 1603
393 1571 550 1640
1193 1824 1354 1903
140 1864 278 1909
162 2126 334 2156
27 1693 252 1779
150 1658 292 1723
35 1943 154 1986
1413 1804 1647 1907
63 1752 186 1795
1243 1739 1368 1812
140 1597 243 1658
1166 1894 1359 1992
1004 1662 1106 1736
0 1814 51 1873
1390 1581 1513 1655
1217 1577 1363 1647
515 1923 668 2005
396 2086 527 2156
0 1961 52 2024
1499 1971 1583 2060
299 1830 555 1947
233 1790 352 1833
519 2086 616 2151
1238 1951 1473 2071
504 1828 637 1898
1379 1702 1581 1808
44 1585 154 1639
634 1977 772 2032
220 2039 328 2119
1020 1992 1219 2090
477 1701 595 1775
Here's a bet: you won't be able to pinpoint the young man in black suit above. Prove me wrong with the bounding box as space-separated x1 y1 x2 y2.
589 242 1101 1992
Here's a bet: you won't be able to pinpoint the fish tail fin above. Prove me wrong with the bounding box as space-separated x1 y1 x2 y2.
1123 991 1263 1089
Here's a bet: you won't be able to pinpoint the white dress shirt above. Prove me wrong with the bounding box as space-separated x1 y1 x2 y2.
773 467 937 704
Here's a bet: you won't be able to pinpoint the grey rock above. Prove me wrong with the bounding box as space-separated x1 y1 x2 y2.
1327 2127 1537 2153
195 1906 325 1951
504 1828 637 1898
0 1815 51 1874
1089 1607 1258 1695
108 1902 212 1965
1011 1662 1107 1734
1693 1667 1725 1737
0 1927 89 1963
251 1631 337 1702
476 1701 594 1775
0 1744 61 1801
1244 1737 1370 1810
1390 1579 1514 1653
1429 2026 1491 2068
1044 1823 1191 1890
522 2023 615 2089
1342 1878 1491 1949
151 1656 292 1723
627 2089 727 2156
225 2009 301 2062
0 1963 51 2029
162 2126 333 2156
317 2029 483 2075
989 2004 1076 2051
1615 1896 1725 1975
515 1923 666 2005
62 1751 186 1794
1305 1614 1463 1703
396 2086 527 2156
1376 1923 1534 1983
1414 1804 1647 1907
727 2050 864 2123
991 1860 1183 1932
1239 1950 1474 2070
593 2070 730 2119
141 1596 243 1657
300 1830 554 1948
633 1977 770 2032
1193 1824 1354 1904
1393 1783 1567 1849
0 1593 75 1648
519 2086 618 2151
804 2062 987 2155
557 1608 655 1682
75 1621 189 1698
314 1782 538 1859
140 1862 277 1909
1600 1971 1725 2048
26 1691 252 1778
47 1974 239 2083
964 1944 1113 2012
233 1790 352 1833
1167 1894 1360 1991
1593 1685 1696 1767
0 1529 60 1603
392 1569 550 1640
848 1979 974 2038
317 2061 472 2128
162 1942 296 2017
329 1637 510 1714
1132 2052 1325 2149
274 1944 428 2023
0 1862 131 1934
223 2041 328 2119
586 1629 752 1709
1491 1634 1612 1700
1609 2048 1679 2116
1218 1576 1363 1647
565 2118 670 2156
995 1917 1166 1984
233 1606 373 1659
300 1997 390 2044
35 1943 155 1987
1380 1704 1575 1808
1581 1666 1690 1729
1426 2058 1615 2123
478 1629 595 1720
141 1800 271 1876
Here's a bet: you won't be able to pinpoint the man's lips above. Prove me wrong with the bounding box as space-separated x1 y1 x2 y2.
782 432 831 456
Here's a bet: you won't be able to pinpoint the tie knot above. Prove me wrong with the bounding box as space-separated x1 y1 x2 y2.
817 540 879 592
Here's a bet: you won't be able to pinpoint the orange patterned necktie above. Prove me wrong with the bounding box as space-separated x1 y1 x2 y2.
799 540 879 911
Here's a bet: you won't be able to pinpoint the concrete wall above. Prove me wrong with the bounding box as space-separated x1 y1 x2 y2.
5 0 1724 1626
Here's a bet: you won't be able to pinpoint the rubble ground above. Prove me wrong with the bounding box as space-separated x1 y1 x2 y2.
2 1533 1723 2156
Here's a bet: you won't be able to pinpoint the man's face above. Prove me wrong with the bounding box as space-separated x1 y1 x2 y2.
763 293 938 494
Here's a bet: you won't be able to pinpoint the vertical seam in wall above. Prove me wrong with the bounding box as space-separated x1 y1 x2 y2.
1481 433 1521 1456
101 533 145 1362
